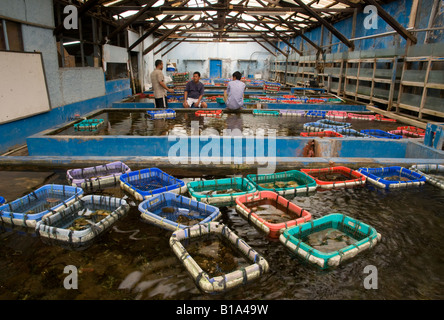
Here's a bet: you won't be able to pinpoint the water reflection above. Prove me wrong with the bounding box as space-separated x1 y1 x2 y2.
50 111 401 137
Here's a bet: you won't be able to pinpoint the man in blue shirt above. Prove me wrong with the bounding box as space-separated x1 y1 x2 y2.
224 71 246 111
183 71 207 108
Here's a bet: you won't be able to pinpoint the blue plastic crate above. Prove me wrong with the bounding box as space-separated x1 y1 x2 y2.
358 166 426 189
317 119 352 128
334 128 372 138
360 129 403 139
146 109 176 120
120 168 187 201
305 110 326 118
138 192 221 231
0 184 84 228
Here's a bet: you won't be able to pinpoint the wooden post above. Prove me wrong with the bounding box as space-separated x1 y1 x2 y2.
418 57 432 119
387 56 398 111
370 58 376 104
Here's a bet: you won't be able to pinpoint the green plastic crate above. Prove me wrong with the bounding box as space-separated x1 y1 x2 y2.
246 170 317 197
280 213 381 269
187 177 256 207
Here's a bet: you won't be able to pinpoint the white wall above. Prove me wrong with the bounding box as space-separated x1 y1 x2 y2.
1 0 109 108
161 42 274 79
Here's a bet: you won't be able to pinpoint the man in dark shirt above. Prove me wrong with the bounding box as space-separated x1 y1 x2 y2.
183 71 207 108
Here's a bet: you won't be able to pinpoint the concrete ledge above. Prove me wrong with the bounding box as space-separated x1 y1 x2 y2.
1 156 443 176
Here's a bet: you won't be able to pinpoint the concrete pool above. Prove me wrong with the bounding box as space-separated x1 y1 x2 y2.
8 107 441 174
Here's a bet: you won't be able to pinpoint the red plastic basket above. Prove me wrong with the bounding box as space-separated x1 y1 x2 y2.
300 130 343 138
235 191 312 238
300 166 366 190
326 111 348 120
347 113 375 120
195 109 223 117
374 114 396 122
397 126 425 135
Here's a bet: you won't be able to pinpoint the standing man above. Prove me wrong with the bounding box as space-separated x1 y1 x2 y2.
183 71 207 108
150 60 174 108
224 71 246 111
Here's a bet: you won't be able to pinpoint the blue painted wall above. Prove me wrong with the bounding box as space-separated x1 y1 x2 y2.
26 129 444 160
279 0 443 55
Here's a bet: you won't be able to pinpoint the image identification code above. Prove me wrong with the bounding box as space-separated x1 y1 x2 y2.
176 304 269 317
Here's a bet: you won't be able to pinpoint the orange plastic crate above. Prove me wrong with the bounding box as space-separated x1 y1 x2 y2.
300 130 343 138
374 114 396 122
195 109 223 117
397 126 425 135
235 191 312 239
300 166 366 190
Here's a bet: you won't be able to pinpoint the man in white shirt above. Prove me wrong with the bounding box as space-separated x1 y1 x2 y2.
224 71 246 111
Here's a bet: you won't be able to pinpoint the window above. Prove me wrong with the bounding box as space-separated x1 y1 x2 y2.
0 19 24 52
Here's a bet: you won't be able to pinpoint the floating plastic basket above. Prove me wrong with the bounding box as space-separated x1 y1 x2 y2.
0 184 84 228
397 126 425 136
120 168 187 201
303 119 350 132
235 191 312 238
169 222 269 293
146 109 176 119
358 166 426 189
187 177 256 207
326 111 347 120
305 110 326 118
195 109 223 117
253 110 280 116
360 129 403 139
280 110 306 117
347 113 375 121
300 166 366 190
246 170 317 197
374 114 396 122
138 192 221 231
409 164 444 190
388 129 423 138
334 128 372 138
300 130 343 138
280 213 381 269
74 119 104 131
67 161 131 191
303 122 326 132
318 119 352 128
36 195 129 250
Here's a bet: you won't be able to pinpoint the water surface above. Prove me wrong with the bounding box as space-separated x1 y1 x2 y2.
1 170 443 300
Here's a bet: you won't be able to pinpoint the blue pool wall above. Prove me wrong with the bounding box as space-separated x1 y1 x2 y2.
26 132 444 160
